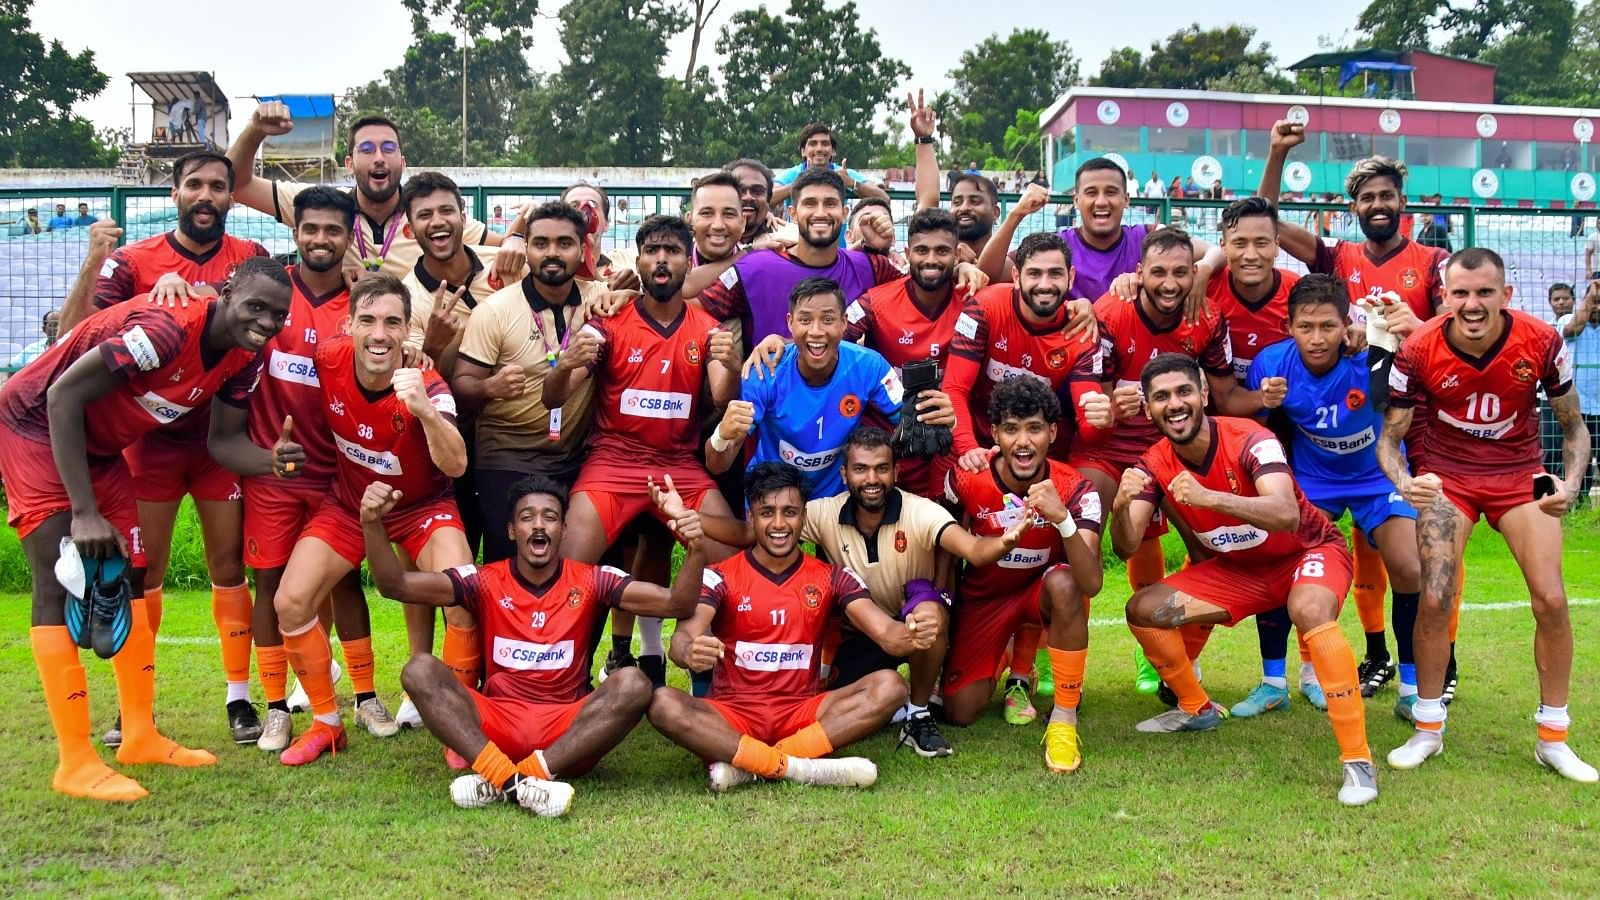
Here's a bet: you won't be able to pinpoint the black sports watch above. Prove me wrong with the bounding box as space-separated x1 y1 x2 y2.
915 135 935 145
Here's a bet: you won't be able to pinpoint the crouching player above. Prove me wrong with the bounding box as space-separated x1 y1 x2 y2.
648 462 937 791
361 477 705 815
1113 354 1376 806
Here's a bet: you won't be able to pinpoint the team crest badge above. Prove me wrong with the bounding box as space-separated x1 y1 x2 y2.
839 394 861 417
684 340 701 365
567 587 583 608
1399 268 1420 290
1346 388 1367 410
392 412 406 433
1225 468 1241 494
803 584 822 609
1046 347 1068 370
1181 337 1197 355
894 530 907 553
1512 358 1535 383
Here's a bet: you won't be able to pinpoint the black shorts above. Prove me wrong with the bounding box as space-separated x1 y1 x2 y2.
830 631 902 688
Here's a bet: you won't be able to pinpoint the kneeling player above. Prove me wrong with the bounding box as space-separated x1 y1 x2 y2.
943 378 1104 772
1112 354 1376 806
361 477 705 815
648 463 937 791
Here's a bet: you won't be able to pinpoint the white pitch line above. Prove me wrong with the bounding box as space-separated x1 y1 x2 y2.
151 597 1600 645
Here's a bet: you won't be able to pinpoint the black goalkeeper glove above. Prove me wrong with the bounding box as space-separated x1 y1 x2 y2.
893 358 953 460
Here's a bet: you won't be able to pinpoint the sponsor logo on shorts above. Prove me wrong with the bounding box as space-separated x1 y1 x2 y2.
1438 410 1518 440
123 325 161 372
1298 425 1375 455
334 434 404 476
1196 523 1267 552
134 390 194 424
997 546 1049 569
268 349 319 387
778 439 840 472
493 636 574 671
621 388 692 420
984 358 1049 386
733 641 812 672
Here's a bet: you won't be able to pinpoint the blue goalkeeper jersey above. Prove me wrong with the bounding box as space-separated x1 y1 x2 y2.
741 341 904 498
1246 340 1399 501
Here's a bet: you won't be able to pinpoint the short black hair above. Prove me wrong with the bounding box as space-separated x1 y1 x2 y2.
788 276 846 313
1074 156 1126 186
1220 196 1277 234
987 376 1059 427
634 213 692 252
293 185 357 230
1140 226 1194 261
723 158 774 196
350 272 411 321
791 167 846 205
951 173 999 205
348 114 399 151
905 207 957 242
797 123 836 152
1013 231 1071 272
690 170 741 207
843 425 893 457
507 474 569 518
561 181 611 217
400 171 463 220
173 151 235 190
1287 272 1350 321
1140 352 1203 396
848 196 892 225
527 200 586 237
1550 282 1576 298
230 256 291 291
745 460 807 508
1447 246 1505 278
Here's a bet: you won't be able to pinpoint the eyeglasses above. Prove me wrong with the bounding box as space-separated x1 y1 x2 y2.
355 140 400 156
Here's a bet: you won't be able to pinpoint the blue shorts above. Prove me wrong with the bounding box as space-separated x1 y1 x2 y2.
1313 491 1416 546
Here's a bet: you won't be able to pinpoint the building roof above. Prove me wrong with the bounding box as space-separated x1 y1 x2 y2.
1287 49 1403 70
127 72 231 117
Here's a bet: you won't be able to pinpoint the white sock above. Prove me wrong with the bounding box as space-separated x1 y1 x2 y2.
1300 662 1319 684
226 681 250 704
314 712 341 726
1536 704 1571 744
1262 676 1288 689
1399 682 1417 698
1413 697 1446 729
1048 705 1077 725
638 617 664 658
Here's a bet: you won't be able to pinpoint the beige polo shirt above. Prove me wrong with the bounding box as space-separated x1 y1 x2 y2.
456 275 606 475
403 244 502 359
270 179 489 279
802 488 955 618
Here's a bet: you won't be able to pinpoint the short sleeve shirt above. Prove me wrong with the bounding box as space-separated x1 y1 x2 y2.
800 488 955 618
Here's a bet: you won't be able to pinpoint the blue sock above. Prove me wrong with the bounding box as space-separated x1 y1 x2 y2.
1262 657 1287 688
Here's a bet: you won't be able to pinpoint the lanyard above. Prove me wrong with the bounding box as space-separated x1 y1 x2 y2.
357 213 402 271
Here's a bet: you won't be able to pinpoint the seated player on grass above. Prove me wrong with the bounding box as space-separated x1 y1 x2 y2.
1111 353 1377 807
647 462 937 792
360 476 706 816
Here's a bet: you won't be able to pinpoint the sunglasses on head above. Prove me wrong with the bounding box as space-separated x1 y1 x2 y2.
355 140 399 156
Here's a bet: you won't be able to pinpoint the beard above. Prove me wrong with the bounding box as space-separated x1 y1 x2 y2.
1021 287 1064 319
178 202 227 244
644 270 685 302
357 170 399 204
1358 212 1400 243
299 248 342 273
954 216 991 243
534 257 574 287
910 265 951 292
800 219 843 249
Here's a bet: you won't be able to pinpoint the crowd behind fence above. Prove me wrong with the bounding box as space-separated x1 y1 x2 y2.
1 185 1597 492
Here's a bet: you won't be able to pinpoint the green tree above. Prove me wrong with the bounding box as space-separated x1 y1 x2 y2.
1355 0 1443 50
1355 0 1577 103
1093 24 1292 92
939 29 1077 170
0 0 118 167
1092 47 1146 89
1559 0 1600 105
688 0 911 165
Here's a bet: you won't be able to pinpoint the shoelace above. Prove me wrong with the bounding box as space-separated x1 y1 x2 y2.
898 716 937 751
512 778 553 809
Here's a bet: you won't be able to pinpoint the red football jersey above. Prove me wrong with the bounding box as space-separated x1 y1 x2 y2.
700 550 870 699
1390 309 1570 477
446 559 631 703
584 301 717 468
1091 292 1234 465
315 336 457 510
844 277 966 371
0 298 261 456
946 285 1104 458
1135 417 1342 563
1313 237 1447 323
94 232 270 310
1206 269 1297 379
246 266 350 487
944 459 1102 604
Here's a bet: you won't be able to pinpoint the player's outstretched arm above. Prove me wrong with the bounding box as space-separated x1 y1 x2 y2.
1109 467 1157 560
908 90 940 212
651 475 755 548
1552 390 1592 502
976 184 1049 283
1180 469 1299 533
396 369 467 477
619 543 708 620
58 218 123 332
668 603 720 672
208 402 303 477
361 484 459 606
1255 120 1321 267
847 596 935 658
226 101 293 220
45 353 131 559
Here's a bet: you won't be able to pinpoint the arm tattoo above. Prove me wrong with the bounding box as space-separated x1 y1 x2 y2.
1551 392 1591 494
1378 405 1413 485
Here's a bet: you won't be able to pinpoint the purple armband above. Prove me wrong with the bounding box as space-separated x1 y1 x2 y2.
902 578 951 617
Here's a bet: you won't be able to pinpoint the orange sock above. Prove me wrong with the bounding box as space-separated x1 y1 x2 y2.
256 644 288 703
1351 532 1387 635
1009 623 1041 679
1304 621 1371 763
1179 623 1214 662
442 624 482 691
517 750 552 780
774 722 834 759
31 626 148 801
1296 628 1311 664
341 636 376 695
210 582 254 684
1127 538 1166 592
1129 625 1209 714
1537 723 1569 742
143 587 163 635
1449 559 1464 642
820 620 842 671
731 734 787 779
112 598 216 767
282 618 339 718
1048 647 1088 710
471 742 519 789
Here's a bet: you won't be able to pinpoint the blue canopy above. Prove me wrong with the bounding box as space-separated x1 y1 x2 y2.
1338 60 1414 90
257 94 335 119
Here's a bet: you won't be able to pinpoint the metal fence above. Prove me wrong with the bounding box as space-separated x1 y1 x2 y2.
1 184 1596 487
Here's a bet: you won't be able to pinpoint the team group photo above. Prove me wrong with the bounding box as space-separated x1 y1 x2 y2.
1 0 1598 894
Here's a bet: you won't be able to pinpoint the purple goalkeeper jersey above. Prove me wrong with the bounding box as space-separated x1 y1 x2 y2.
706 248 879 341
1061 224 1149 301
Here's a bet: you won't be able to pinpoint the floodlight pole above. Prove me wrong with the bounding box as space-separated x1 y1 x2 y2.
461 24 469 167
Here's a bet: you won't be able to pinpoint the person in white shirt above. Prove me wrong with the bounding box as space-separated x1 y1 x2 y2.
1144 172 1164 198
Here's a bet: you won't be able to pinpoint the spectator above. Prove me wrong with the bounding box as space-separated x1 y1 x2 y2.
1574 213 1587 240
946 164 962 192
1585 222 1600 279
72 202 96 226
1417 194 1451 251
1167 176 1183 198
1557 283 1600 499
1144 171 1163 198
488 204 509 233
1029 170 1049 188
10 309 60 368
1494 141 1512 168
1543 283 1578 474
46 203 73 231
20 207 42 234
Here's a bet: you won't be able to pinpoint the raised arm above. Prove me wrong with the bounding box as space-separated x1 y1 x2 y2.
1109 467 1158 560
208 400 302 478
395 369 466 478
58 218 123 332
225 101 295 219
361 483 460 606
908 90 940 211
1256 120 1321 266
617 543 707 619
542 323 601 410
977 184 1049 282
1172 468 1299 533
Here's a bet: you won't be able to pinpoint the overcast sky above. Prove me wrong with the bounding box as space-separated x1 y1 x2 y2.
33 0 1374 140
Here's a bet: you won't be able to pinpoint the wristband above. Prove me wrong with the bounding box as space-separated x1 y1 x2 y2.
902 579 951 617
1055 516 1078 539
709 432 734 452
914 135 935 145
